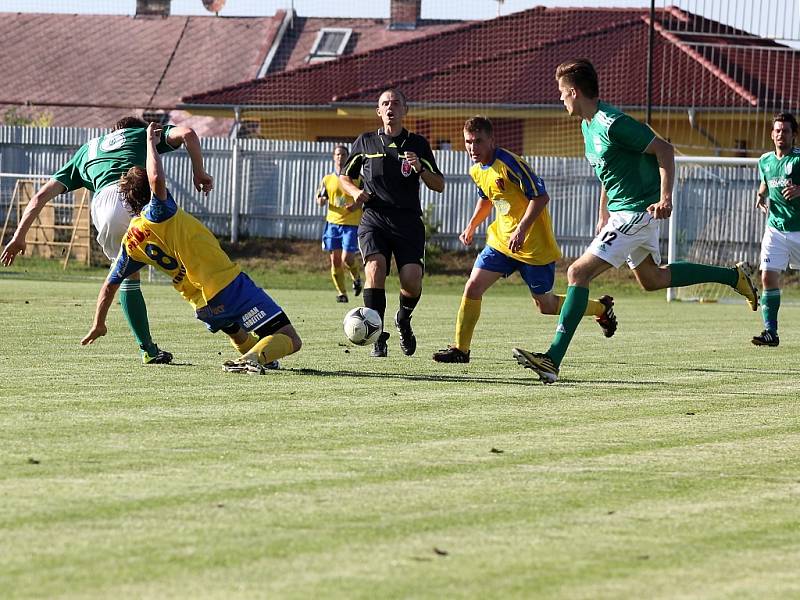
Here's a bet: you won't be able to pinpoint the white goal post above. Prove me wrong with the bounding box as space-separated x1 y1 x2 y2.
667 155 760 302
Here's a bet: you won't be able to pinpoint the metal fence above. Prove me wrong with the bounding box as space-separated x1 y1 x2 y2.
0 126 763 260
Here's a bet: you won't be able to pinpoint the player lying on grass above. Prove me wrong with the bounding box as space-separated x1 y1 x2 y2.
80 123 302 374
512 58 759 384
432 116 616 364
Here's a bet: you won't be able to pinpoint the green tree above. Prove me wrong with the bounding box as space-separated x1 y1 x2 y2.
3 106 53 127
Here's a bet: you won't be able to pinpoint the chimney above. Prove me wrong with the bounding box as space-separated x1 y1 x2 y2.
389 0 421 30
136 0 171 17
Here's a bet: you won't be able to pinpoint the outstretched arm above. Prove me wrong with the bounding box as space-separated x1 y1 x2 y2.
166 126 213 194
1 179 66 266
81 280 121 345
146 123 168 200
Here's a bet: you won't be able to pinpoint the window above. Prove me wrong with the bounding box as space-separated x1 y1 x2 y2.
309 28 352 62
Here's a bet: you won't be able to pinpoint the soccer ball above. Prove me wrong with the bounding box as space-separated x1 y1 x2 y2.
343 307 383 346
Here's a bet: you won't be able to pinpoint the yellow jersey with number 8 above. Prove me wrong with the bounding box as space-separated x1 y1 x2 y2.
111 191 240 309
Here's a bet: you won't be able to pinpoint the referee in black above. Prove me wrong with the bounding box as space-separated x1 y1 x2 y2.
340 89 445 357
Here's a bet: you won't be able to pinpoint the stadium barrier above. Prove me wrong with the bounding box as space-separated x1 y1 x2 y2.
0 126 761 266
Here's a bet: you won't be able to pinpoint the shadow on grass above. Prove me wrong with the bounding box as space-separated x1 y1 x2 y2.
279 367 650 388
284 367 537 386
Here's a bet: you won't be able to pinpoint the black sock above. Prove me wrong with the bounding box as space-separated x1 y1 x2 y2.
397 293 421 322
363 288 386 325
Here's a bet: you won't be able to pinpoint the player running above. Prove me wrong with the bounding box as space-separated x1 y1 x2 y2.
315 145 364 303
752 112 800 347
513 58 759 383
432 116 616 364
1 116 213 365
80 123 301 374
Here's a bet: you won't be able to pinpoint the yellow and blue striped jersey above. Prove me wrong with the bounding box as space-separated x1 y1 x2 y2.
317 172 362 226
469 147 561 265
109 191 240 309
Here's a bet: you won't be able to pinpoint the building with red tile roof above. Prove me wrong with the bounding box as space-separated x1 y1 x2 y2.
182 5 800 156
0 9 287 136
0 0 465 138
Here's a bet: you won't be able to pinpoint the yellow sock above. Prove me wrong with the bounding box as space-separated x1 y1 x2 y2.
584 298 604 317
553 294 603 317
245 333 295 365
348 262 361 282
454 296 481 351
231 331 259 354
331 266 347 295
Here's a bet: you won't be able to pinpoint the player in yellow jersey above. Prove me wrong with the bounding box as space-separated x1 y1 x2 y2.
433 116 616 363
81 123 302 374
316 145 364 302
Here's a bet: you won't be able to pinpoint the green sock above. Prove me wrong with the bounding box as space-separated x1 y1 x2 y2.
547 286 589 367
761 288 780 333
119 280 157 354
668 261 737 287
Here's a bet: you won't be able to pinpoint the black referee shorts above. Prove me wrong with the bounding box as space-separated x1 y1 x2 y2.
358 208 426 274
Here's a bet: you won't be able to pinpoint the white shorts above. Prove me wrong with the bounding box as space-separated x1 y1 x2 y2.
760 226 800 272
90 184 132 260
588 210 661 269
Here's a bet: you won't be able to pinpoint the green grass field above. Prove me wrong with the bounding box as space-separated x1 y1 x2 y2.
2 272 800 599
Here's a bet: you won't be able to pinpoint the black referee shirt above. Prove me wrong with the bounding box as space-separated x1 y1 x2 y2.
343 128 441 215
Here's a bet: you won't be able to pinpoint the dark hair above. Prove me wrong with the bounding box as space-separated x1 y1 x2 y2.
119 166 150 215
333 144 349 156
555 58 599 99
773 112 798 135
113 116 148 131
377 88 407 107
464 116 493 136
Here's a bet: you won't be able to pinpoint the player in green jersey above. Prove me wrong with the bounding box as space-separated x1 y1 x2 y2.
1 116 213 364
512 58 759 384
752 113 800 347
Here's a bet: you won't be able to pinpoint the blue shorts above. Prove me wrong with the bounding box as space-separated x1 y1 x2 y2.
474 246 556 295
196 272 284 334
322 222 359 253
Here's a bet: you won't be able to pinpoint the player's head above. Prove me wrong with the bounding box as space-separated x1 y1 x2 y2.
112 116 148 131
333 145 349 170
771 112 797 151
463 116 495 165
119 166 150 215
377 89 407 129
555 59 599 116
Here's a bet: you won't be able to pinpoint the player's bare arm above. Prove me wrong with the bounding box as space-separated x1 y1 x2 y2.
339 175 368 204
147 123 168 199
166 126 213 194
459 198 493 246
81 280 120 345
756 181 769 213
406 151 445 193
643 136 675 219
509 193 550 254
1 179 66 266
596 186 610 234
345 196 365 213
